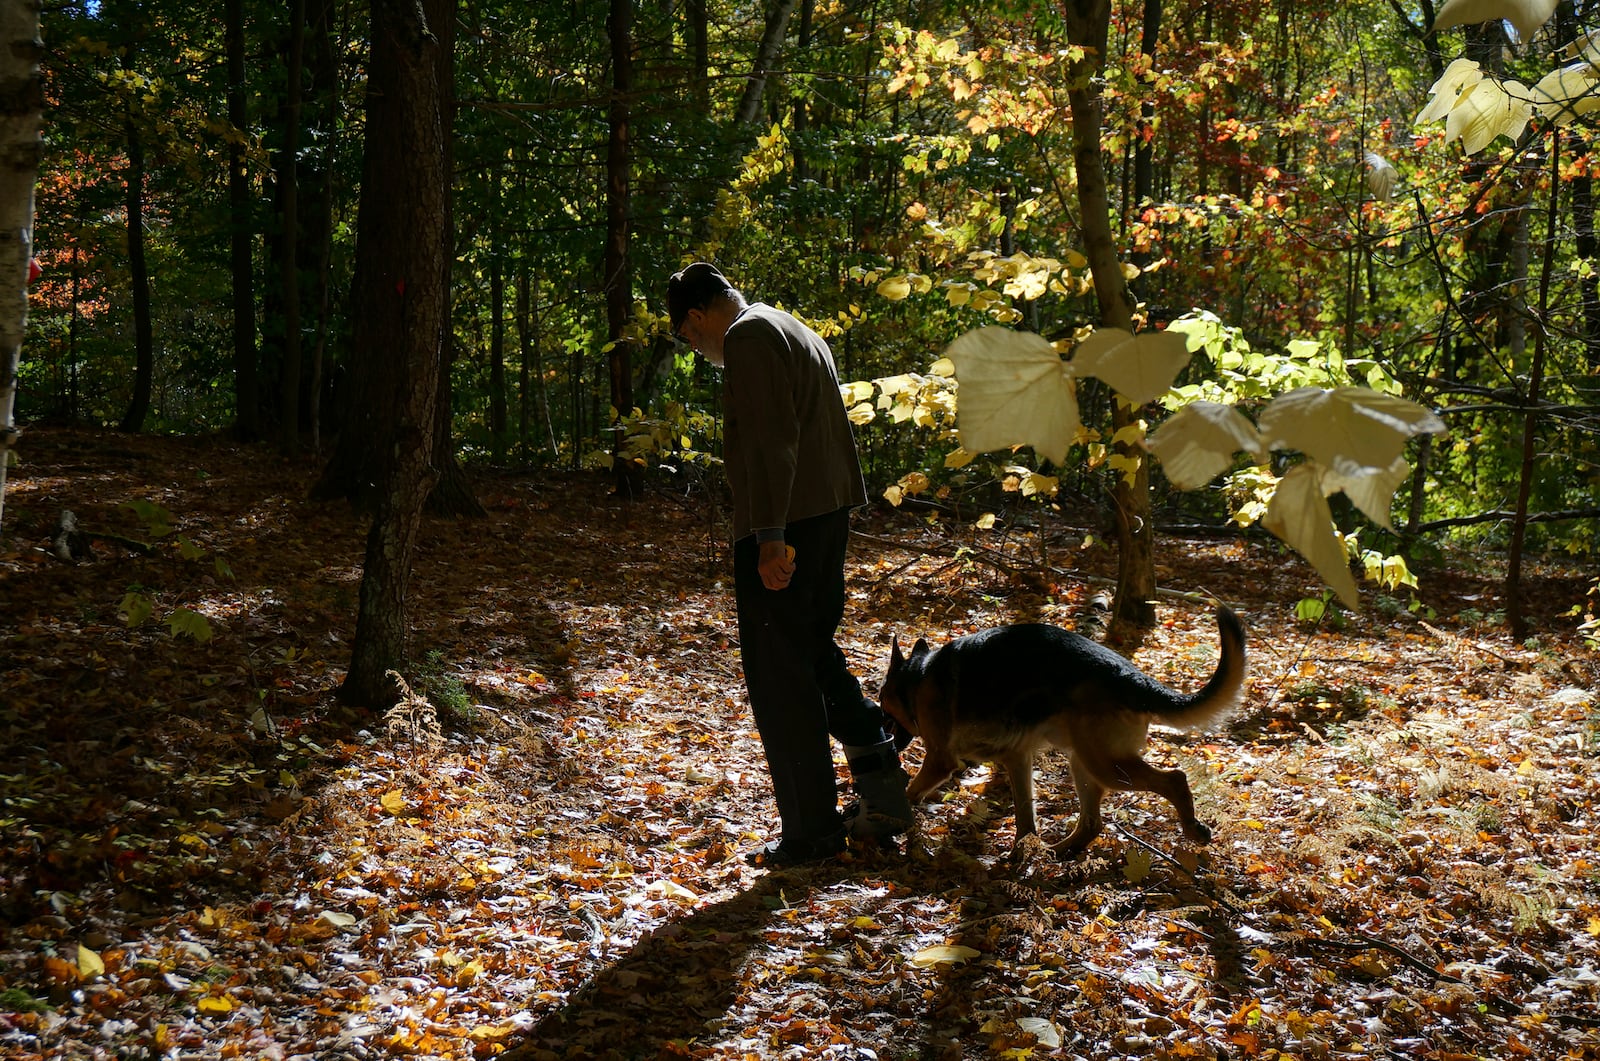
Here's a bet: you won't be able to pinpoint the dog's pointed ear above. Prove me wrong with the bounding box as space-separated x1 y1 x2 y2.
911 637 931 659
888 635 904 668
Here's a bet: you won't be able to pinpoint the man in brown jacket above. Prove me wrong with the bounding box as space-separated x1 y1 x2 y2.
668 262 912 867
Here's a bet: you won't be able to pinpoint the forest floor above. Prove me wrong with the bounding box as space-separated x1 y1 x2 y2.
1 425 1598 1061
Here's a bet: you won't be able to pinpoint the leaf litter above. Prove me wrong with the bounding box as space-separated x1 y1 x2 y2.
0 426 1596 1060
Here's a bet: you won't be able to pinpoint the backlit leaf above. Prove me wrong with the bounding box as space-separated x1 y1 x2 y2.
1320 455 1411 531
1416 58 1484 125
1070 327 1194 406
1262 464 1360 609
1257 388 1445 472
946 327 1080 463
1531 63 1600 123
1445 78 1531 154
1146 401 1267 489
1434 0 1556 40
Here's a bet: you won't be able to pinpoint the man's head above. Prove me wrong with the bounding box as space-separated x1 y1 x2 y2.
668 262 743 365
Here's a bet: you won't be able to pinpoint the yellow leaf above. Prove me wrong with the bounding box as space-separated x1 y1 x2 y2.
877 275 913 301
468 1025 517 1042
197 994 234 1014
841 380 874 403
911 944 981 967
975 513 996 529
77 944 105 979
380 790 408 815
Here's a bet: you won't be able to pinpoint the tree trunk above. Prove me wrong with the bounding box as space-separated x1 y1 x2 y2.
0 0 41 536
489 204 506 462
304 0 339 452
1062 0 1156 629
422 0 483 516
516 257 557 460
277 0 305 455
225 0 259 442
732 0 799 129
605 0 639 496
118 45 153 434
339 0 450 708
1506 133 1559 641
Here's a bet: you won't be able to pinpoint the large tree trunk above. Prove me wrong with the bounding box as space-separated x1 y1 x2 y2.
277 0 305 455
338 0 449 707
1062 0 1156 629
303 0 339 452
605 0 640 496
0 0 41 536
225 0 259 442
422 0 483 516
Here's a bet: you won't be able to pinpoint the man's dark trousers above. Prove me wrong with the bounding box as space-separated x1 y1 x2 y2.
734 507 886 847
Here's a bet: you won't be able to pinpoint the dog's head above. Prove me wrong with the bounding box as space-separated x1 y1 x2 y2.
878 635 932 750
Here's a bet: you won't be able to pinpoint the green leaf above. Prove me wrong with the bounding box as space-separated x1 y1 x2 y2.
120 499 174 537
1262 465 1361 610
121 591 154 629
946 327 1080 464
167 608 213 643
1146 401 1267 490
1070 327 1194 406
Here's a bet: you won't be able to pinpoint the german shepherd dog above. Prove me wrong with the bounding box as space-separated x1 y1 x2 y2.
879 606 1246 856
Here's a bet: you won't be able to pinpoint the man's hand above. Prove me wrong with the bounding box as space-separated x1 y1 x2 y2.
758 541 796 591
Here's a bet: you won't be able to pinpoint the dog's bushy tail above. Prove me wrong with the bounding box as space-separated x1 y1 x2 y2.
1154 605 1247 731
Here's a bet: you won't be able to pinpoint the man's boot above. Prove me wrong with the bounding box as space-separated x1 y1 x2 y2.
843 738 914 840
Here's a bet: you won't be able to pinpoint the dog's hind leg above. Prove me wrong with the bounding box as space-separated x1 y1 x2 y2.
999 751 1039 839
1082 753 1211 846
1054 754 1108 857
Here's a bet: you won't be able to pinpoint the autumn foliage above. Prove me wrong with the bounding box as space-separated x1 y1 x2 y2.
1 428 1596 1060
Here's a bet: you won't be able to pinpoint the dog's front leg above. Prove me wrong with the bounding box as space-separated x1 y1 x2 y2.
904 751 961 803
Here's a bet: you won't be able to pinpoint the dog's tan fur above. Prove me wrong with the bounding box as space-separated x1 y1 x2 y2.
879 607 1247 855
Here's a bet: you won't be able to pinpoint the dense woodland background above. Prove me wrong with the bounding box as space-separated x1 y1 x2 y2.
16 0 1600 573
2 1 1600 1058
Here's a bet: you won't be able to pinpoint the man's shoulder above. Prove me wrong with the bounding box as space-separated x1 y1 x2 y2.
731 302 821 345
